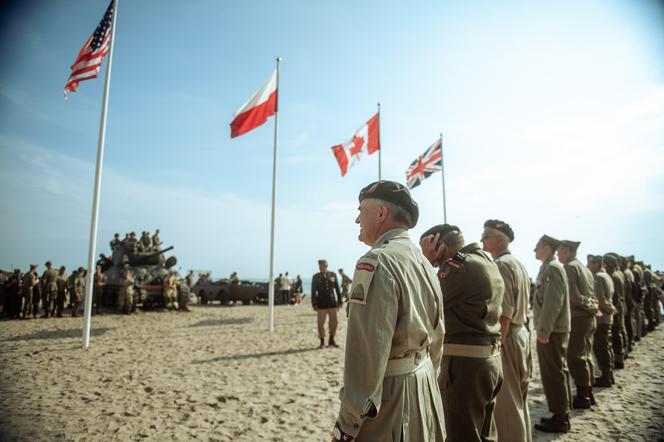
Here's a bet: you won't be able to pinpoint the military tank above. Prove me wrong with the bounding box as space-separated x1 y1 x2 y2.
97 243 177 309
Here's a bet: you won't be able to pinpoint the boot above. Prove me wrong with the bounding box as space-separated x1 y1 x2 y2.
615 358 625 369
572 386 592 409
610 372 615 385
535 414 570 433
589 387 597 406
593 374 612 388
319 338 324 349
329 336 339 347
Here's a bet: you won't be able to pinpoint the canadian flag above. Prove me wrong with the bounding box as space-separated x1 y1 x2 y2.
331 113 380 176
230 70 278 138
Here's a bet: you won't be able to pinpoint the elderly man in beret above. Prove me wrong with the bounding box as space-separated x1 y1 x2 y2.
420 223 504 442
586 255 616 387
481 219 532 442
532 235 572 433
333 180 445 442
603 253 627 369
557 240 599 409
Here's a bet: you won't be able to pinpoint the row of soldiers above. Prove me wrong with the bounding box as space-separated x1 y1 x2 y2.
109 229 162 257
327 181 663 442
0 261 91 319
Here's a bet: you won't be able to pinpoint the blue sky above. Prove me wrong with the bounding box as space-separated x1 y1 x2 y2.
1 0 663 279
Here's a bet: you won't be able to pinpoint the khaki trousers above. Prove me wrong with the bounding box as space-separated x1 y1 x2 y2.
495 326 532 442
317 308 338 338
439 353 503 442
611 307 626 363
593 323 613 375
568 316 596 387
537 332 571 416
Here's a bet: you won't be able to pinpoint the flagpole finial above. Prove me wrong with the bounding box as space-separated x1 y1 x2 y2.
276 57 282 62
377 101 381 107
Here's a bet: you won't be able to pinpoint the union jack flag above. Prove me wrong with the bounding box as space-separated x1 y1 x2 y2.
64 0 114 99
405 138 443 189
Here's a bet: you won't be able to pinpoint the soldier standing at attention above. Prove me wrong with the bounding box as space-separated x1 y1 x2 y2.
587 255 616 387
628 256 646 340
333 181 445 442
118 269 134 314
421 223 504 442
41 261 58 318
21 264 38 319
55 266 68 317
163 270 178 310
93 265 106 315
532 235 572 434
557 240 598 409
71 267 85 317
480 219 532 442
311 259 342 348
605 253 628 366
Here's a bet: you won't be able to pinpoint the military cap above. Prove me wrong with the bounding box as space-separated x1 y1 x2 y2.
359 180 419 228
538 234 560 250
45 260 52 266
59 265 66 271
130 231 136 236
318 259 328 265
29 264 37 269
603 253 618 266
484 219 514 242
627 255 635 262
78 266 85 272
587 254 603 265
13 268 20 273
420 224 461 241
560 240 581 252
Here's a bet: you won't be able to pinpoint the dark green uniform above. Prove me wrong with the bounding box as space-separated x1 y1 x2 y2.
438 243 504 442
55 271 68 317
533 256 571 417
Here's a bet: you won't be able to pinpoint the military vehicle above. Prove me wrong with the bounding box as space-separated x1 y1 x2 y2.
97 243 178 309
195 278 269 305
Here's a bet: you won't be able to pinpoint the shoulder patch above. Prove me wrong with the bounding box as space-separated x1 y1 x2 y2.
350 257 378 305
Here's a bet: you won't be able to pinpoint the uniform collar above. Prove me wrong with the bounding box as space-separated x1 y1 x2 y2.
496 248 511 258
544 255 555 265
460 242 481 254
372 228 409 247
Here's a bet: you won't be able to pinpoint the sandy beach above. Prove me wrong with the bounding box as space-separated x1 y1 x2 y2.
1 301 663 441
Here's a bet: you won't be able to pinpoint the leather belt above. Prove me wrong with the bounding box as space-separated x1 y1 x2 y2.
443 343 500 358
385 350 430 377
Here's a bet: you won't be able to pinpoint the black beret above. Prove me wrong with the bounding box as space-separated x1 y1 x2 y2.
587 254 603 265
318 259 327 265
560 240 581 252
359 180 419 228
539 234 560 249
484 219 514 242
420 224 461 241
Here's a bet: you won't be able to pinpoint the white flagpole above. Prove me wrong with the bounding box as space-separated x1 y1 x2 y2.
377 102 382 181
267 57 282 332
440 133 447 223
82 0 119 349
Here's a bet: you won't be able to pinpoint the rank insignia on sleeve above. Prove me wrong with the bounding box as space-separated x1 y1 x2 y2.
356 262 375 272
350 285 365 303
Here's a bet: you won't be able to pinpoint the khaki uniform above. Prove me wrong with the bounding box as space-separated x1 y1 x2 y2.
593 271 615 376
71 274 84 317
338 229 445 441
631 264 646 338
41 268 58 316
438 243 504 442
55 272 68 317
163 274 178 309
564 258 597 388
117 274 134 314
622 267 636 349
533 256 571 416
21 271 38 318
610 269 627 364
493 250 532 442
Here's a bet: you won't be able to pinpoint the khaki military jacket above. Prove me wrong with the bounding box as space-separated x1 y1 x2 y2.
56 273 68 292
438 243 504 345
610 269 626 313
494 250 530 326
533 256 570 338
41 268 58 292
338 228 444 438
563 258 598 317
22 271 37 295
623 268 636 306
594 271 615 325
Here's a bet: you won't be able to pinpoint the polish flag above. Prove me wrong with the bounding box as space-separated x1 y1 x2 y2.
331 113 380 176
230 70 278 138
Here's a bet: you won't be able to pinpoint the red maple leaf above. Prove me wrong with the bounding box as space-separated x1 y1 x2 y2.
348 135 365 156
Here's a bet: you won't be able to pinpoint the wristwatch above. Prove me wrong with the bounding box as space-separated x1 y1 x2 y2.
333 422 354 441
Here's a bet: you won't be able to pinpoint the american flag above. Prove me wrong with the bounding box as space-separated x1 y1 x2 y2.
405 138 443 189
64 0 114 99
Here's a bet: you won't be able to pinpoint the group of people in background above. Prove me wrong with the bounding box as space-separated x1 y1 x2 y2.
275 272 304 305
328 180 664 442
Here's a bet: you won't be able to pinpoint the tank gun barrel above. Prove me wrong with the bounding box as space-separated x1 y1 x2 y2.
143 246 174 260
